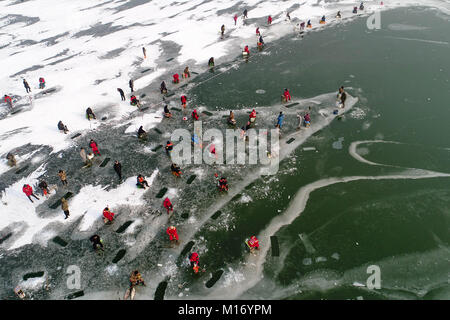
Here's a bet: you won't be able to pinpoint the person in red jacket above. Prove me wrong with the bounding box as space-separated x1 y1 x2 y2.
247 235 259 252
249 109 256 123
181 95 187 108
173 73 180 84
244 45 250 55
163 197 174 214
283 88 291 102
39 77 45 89
89 139 101 156
166 226 179 243
4 95 13 109
268 15 272 25
192 109 199 121
103 207 115 223
256 27 260 36
234 14 238 25
23 184 40 203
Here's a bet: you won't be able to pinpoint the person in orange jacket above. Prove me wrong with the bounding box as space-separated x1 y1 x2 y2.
103 207 115 223
166 226 179 243
163 197 174 214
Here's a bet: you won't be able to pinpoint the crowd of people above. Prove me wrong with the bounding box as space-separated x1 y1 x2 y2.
7 4 358 299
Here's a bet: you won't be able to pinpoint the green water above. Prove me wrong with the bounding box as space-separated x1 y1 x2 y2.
189 7 450 299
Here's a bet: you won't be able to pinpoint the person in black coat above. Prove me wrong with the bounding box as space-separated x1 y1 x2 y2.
117 88 126 101
113 160 122 180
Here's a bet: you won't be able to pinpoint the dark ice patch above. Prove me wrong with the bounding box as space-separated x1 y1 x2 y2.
40 32 70 46
10 65 44 78
23 271 44 281
141 68 152 73
112 249 126 263
99 157 110 167
74 22 127 39
231 194 242 201
270 236 279 257
15 165 29 175
205 270 224 288
99 48 126 59
52 236 68 247
202 110 213 116
285 102 299 108
71 133 81 139
166 93 175 98
116 221 133 234
154 280 168 300
155 187 168 198
186 175 196 184
66 290 84 300
180 241 195 258
171 107 181 112
154 128 163 134
49 192 74 209
286 138 295 144
181 212 189 219
211 211 222 220
0 233 13 245
166 58 175 62
151 145 163 152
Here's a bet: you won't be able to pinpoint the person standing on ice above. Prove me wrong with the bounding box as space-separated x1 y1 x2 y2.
286 11 291 21
249 109 257 124
58 169 68 187
304 112 311 127
256 27 260 36
129 79 134 92
165 141 173 154
297 114 303 130
181 95 187 108
191 109 199 121
283 88 291 102
38 77 45 89
117 88 126 101
183 66 191 78
166 226 179 244
61 197 70 219
160 81 167 94
233 14 238 25
338 86 347 108
221 24 225 38
276 112 284 129
113 160 122 180
173 73 180 83
23 79 31 93
89 139 101 156
4 95 13 109
22 184 39 203
142 47 147 59
268 15 272 25
244 45 250 55
163 197 174 214
243 9 248 19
